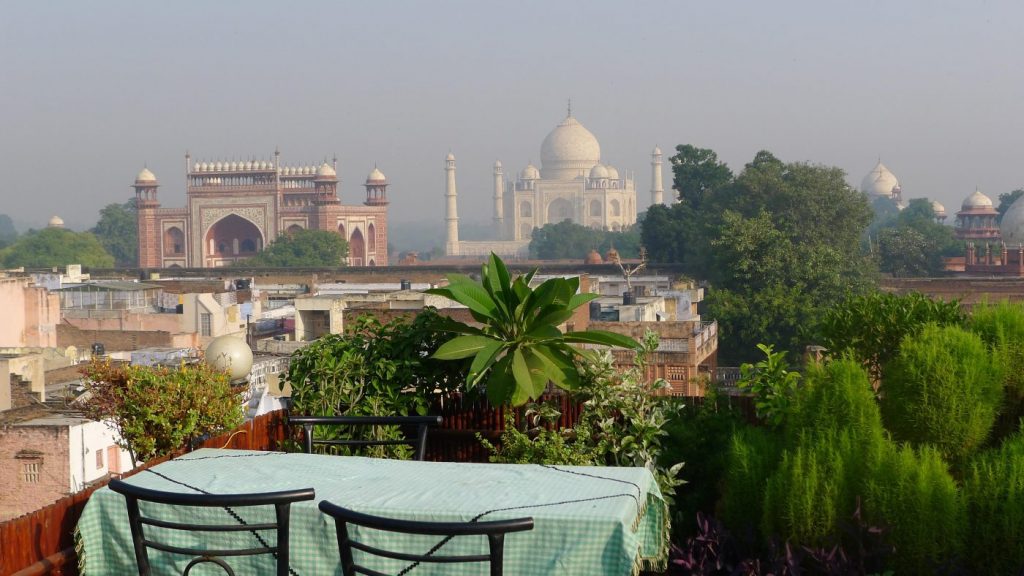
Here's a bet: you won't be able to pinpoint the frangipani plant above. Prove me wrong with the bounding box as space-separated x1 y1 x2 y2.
427 253 640 406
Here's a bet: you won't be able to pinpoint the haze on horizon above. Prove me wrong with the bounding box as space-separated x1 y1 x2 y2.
2 1 1023 238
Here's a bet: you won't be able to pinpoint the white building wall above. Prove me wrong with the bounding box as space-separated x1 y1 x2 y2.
68 420 133 492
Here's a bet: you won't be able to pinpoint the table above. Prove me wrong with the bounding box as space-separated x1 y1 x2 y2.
77 449 667 575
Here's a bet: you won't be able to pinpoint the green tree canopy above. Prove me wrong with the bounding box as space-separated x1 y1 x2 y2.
529 220 640 260
0 214 17 248
873 198 959 277
1 227 114 268
240 228 349 267
91 200 137 267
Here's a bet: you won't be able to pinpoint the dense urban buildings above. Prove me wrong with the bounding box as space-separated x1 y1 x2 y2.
135 152 390 268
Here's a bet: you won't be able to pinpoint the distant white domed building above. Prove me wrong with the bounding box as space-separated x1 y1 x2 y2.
955 188 1000 241
931 200 947 222
444 108 661 258
48 215 65 228
860 161 904 207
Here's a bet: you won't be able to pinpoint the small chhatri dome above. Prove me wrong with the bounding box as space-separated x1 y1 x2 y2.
653 145 663 155
494 160 502 168
589 164 609 179
962 188 994 210
48 215 65 228
605 165 620 180
316 162 337 178
446 152 455 161
366 167 386 183
584 249 603 265
520 163 540 180
860 161 900 197
135 167 157 183
931 200 946 218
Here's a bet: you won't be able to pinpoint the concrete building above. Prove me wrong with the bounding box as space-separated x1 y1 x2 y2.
0 276 60 349
135 152 389 269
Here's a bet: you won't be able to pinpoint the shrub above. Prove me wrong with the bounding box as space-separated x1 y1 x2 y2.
787 358 881 440
720 425 782 546
969 300 1024 441
963 432 1024 574
863 443 964 575
881 324 1002 464
80 359 244 464
737 343 801 428
479 411 597 466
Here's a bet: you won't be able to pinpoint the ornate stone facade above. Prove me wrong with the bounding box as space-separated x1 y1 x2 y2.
134 152 389 268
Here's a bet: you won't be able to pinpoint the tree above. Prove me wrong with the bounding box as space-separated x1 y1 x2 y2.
529 220 640 260
873 198 958 277
427 254 639 406
91 200 137 267
0 214 17 248
1 227 114 268
240 229 349 267
671 144 733 207
998 189 1024 223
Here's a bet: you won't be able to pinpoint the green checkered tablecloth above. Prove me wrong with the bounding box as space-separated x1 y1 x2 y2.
77 448 667 575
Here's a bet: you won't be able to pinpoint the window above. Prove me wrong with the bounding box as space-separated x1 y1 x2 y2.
23 462 40 483
200 312 212 336
96 449 104 470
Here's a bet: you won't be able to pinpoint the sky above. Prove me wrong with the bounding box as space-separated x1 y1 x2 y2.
2 0 1024 234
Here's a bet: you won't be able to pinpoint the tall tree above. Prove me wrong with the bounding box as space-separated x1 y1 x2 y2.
1 228 114 268
91 200 137 267
529 220 640 260
0 214 17 248
873 198 958 277
239 229 349 267
671 144 733 207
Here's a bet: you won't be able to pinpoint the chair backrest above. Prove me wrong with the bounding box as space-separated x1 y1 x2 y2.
318 500 533 576
108 478 315 576
288 415 443 461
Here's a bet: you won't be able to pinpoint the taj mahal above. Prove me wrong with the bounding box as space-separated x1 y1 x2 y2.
444 109 665 258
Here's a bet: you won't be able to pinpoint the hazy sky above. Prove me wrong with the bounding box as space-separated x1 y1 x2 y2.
3 1 1024 232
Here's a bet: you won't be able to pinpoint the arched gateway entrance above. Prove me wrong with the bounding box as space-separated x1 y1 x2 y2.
204 214 263 267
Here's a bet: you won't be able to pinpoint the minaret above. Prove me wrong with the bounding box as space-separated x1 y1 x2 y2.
445 152 459 256
493 160 504 235
651 145 664 206
133 167 161 268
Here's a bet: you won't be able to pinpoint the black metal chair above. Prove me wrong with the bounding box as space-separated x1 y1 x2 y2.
108 478 315 576
288 415 443 461
318 500 534 576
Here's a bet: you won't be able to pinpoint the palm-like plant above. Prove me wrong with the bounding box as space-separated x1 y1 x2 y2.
427 253 640 406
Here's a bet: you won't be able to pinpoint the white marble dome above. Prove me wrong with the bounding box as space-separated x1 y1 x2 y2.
48 215 65 228
317 163 337 178
366 167 386 182
135 168 157 183
520 163 540 180
605 165 620 180
540 115 601 180
589 163 609 179
860 161 900 197
1000 195 1024 245
931 200 946 218
962 188 994 210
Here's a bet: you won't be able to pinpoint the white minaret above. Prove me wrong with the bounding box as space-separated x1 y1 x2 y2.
493 160 504 234
651 145 664 206
445 152 460 256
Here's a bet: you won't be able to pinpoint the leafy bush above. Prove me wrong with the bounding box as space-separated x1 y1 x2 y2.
863 443 964 575
970 300 1024 441
787 358 881 440
285 311 464 458
479 410 597 466
737 343 800 428
963 432 1024 574
80 359 244 464
720 425 782 546
815 291 964 383
881 324 1002 464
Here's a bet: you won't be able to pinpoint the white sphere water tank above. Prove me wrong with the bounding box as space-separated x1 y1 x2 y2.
204 335 253 383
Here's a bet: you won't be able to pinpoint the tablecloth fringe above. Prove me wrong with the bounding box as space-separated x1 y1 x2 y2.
630 493 670 575
75 526 87 575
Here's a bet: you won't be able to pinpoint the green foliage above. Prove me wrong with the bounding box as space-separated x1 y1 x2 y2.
963 432 1024 574
670 144 734 208
720 425 783 544
427 253 639 406
970 300 1024 441
863 442 964 575
479 410 598 466
240 228 349 267
0 214 17 248
285 311 463 458
737 344 800 428
91 200 137 267
873 198 958 277
2 227 114 268
528 220 640 260
881 324 1002 464
788 358 881 439
815 291 964 383
79 359 244 464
